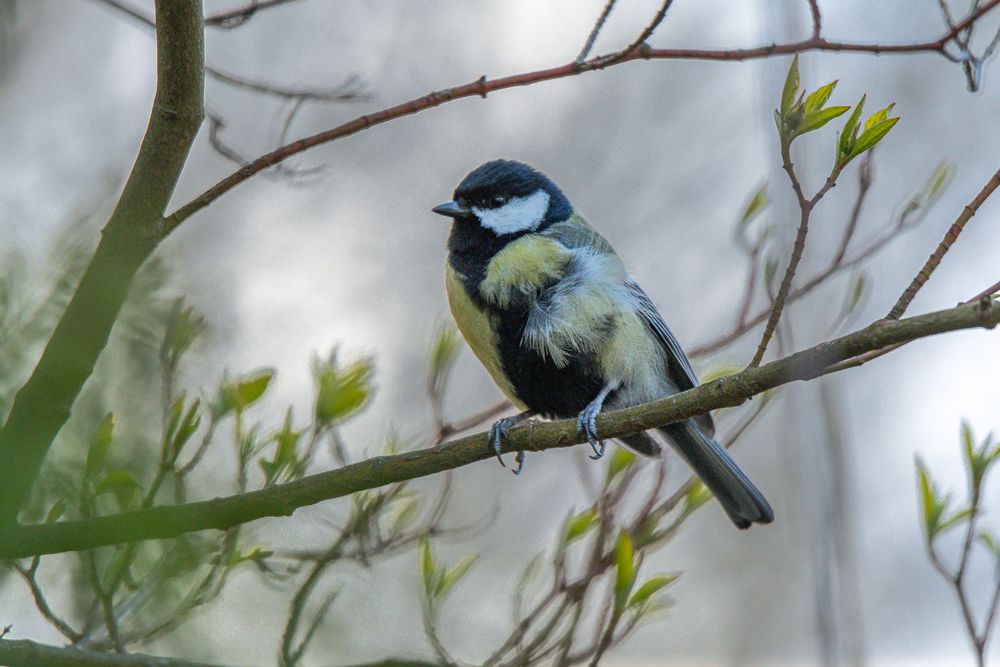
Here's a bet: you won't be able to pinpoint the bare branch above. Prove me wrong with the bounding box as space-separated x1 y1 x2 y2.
162 1 1000 237
750 140 841 367
204 0 302 29
577 0 618 63
807 0 823 39
887 165 1000 319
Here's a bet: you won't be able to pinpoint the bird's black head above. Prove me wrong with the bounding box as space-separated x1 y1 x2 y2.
432 160 572 236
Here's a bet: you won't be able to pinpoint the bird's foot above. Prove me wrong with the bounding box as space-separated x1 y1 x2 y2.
488 412 531 474
577 401 606 460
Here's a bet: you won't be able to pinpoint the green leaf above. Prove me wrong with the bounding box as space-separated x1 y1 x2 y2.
842 272 869 315
236 369 274 410
739 185 770 228
428 324 462 392
937 507 974 534
516 553 545 597
763 254 780 294
563 507 598 545
850 116 899 158
103 548 130 586
922 162 954 204
837 95 866 163
864 102 895 130
606 448 636 482
420 537 436 596
978 530 1000 559
797 105 850 135
94 468 142 507
613 530 637 615
85 413 115 481
390 496 420 534
314 351 375 427
168 397 202 461
44 498 67 524
438 554 479 598
780 54 800 115
683 480 713 514
628 573 680 609
804 80 838 113
916 458 948 541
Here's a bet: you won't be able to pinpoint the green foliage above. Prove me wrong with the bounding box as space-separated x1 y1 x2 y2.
774 55 898 166
212 368 275 418
836 95 899 167
164 394 202 462
917 421 1000 544
428 323 462 397
606 447 637 482
562 506 599 546
613 530 637 616
774 55 850 142
312 350 375 428
84 413 115 482
738 185 770 228
259 409 305 486
628 573 679 611
419 538 479 612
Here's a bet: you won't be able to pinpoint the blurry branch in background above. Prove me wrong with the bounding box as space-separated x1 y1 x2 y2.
203 0 303 29
95 0 368 175
0 0 204 524
917 422 1000 667
162 0 1000 234
2 298 997 562
0 638 229 667
937 0 1000 90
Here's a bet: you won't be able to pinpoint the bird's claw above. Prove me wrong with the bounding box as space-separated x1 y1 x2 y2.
577 404 606 460
488 416 527 473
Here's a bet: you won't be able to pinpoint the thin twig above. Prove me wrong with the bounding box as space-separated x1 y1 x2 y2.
162 0 1000 236
749 137 841 367
577 0 618 63
806 0 823 39
11 560 83 641
204 0 302 28
886 165 1000 319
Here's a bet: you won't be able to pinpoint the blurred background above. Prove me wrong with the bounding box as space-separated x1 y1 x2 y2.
2 1 1000 665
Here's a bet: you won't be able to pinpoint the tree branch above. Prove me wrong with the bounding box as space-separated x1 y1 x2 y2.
886 165 1000 319
161 0 1000 236
0 638 228 667
0 1 204 523
0 300 996 560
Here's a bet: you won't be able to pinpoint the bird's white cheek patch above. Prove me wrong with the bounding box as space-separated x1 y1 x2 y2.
474 190 551 235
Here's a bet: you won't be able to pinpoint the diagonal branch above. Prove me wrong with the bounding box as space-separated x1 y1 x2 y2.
161 0 1000 237
0 300 996 560
886 165 1000 319
0 1 204 524
0 638 228 667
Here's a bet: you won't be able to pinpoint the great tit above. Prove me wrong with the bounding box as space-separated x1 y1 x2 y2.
432 159 773 528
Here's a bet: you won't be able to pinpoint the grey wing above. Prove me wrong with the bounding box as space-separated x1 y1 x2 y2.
627 280 715 436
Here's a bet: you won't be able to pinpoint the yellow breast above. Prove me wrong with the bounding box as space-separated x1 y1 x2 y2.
445 266 527 410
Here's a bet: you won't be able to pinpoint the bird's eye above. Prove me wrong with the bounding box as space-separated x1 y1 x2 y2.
491 195 507 208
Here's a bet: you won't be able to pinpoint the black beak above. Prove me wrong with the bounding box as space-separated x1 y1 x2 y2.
431 200 472 219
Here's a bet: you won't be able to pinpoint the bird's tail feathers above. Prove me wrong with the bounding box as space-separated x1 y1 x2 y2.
658 421 774 529
617 432 662 457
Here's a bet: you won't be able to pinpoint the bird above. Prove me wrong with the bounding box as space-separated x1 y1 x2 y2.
431 159 773 529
